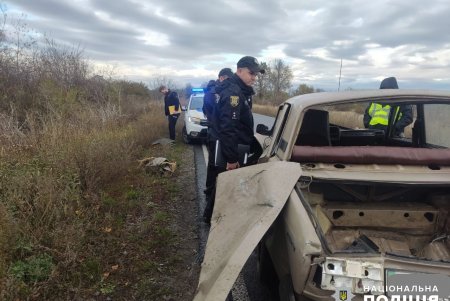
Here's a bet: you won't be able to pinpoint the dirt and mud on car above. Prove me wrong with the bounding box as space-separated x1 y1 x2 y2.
194 89 450 301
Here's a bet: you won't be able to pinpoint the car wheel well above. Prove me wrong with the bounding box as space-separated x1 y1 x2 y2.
257 241 280 299
279 274 296 301
182 126 191 144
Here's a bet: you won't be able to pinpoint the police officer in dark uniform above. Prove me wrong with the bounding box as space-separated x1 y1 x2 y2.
202 57 264 224
203 79 218 123
202 68 234 199
215 57 264 170
159 85 181 140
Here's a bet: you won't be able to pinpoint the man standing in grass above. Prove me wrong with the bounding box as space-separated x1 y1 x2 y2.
159 85 181 141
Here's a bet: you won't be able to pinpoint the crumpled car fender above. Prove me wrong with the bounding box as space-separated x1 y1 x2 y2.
194 161 302 301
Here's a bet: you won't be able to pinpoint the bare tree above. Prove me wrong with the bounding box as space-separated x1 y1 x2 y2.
147 75 177 90
0 3 6 43
39 37 88 88
254 61 270 102
267 59 293 104
147 75 178 100
293 83 314 95
184 83 193 99
0 8 39 114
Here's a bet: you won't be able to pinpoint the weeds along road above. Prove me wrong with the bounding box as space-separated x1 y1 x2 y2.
193 113 275 301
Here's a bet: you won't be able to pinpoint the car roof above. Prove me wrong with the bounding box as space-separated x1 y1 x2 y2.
286 89 450 110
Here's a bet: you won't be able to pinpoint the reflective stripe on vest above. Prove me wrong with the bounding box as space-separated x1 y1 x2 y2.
368 103 401 126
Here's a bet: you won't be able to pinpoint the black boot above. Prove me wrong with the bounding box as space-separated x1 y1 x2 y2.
203 196 213 225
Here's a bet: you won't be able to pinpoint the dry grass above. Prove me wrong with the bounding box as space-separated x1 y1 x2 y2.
252 103 278 117
252 102 414 138
1 27 197 299
329 111 365 129
0 97 190 299
329 110 413 138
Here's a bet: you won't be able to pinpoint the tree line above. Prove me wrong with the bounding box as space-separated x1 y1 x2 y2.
0 5 322 114
0 6 153 125
180 59 325 106
253 59 325 105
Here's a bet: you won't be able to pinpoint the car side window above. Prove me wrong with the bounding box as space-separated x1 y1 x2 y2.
424 104 450 147
271 103 291 157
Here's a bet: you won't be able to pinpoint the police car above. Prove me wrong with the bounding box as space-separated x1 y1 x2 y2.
182 88 208 144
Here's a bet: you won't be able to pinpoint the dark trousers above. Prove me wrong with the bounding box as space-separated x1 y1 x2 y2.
168 114 179 140
203 138 221 224
205 139 218 196
203 136 262 224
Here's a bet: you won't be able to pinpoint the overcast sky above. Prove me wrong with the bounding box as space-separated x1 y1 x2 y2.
3 0 450 91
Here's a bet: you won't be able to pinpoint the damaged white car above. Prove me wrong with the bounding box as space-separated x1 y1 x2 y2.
194 90 450 301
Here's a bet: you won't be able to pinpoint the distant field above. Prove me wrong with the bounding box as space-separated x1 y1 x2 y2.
252 104 278 117
253 103 414 138
330 111 414 138
329 111 364 129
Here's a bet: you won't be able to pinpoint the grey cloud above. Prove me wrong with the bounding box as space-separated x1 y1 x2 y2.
12 0 100 27
5 0 450 90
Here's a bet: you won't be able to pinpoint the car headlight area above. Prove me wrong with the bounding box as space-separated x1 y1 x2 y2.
188 116 202 124
321 258 384 295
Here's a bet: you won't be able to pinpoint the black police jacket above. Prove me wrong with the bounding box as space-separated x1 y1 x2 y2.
203 81 219 140
214 74 254 164
203 80 216 120
164 90 180 116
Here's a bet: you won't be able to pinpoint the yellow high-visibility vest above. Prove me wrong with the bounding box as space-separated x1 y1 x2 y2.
368 103 401 126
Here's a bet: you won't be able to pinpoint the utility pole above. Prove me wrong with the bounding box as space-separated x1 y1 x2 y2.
338 58 343 91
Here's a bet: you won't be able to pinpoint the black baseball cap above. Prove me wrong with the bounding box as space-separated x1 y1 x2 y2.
218 68 233 78
237 56 265 74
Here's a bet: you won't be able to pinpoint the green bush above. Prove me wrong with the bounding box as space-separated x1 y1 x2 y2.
10 253 53 283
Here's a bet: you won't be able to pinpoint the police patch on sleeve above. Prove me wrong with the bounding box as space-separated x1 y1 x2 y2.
230 96 239 107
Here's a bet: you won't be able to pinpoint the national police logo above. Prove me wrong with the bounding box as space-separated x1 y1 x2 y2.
332 287 353 301
230 96 239 107
339 290 347 301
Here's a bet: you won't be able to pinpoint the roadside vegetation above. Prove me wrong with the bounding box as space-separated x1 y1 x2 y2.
0 12 199 300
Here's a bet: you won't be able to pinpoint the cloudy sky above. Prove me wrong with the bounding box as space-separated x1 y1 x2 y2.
3 0 450 90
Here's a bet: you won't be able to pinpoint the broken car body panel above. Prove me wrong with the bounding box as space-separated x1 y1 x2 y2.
193 161 302 301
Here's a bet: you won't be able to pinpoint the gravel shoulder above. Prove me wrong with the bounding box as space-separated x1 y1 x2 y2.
166 144 201 300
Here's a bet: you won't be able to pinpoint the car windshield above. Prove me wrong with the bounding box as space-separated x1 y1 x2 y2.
189 96 204 110
302 100 450 148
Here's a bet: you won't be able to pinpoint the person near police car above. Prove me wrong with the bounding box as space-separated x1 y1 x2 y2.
159 85 181 141
363 77 413 137
202 56 264 224
215 56 264 170
202 68 234 199
203 68 233 122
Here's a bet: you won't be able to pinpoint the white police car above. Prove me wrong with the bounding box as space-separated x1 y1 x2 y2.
182 88 208 144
